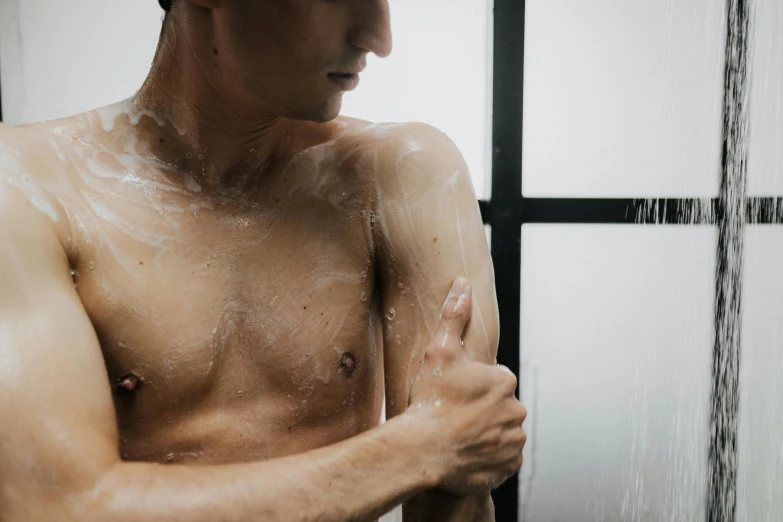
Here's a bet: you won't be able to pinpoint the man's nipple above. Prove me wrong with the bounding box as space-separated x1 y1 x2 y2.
339 352 357 377
116 373 142 393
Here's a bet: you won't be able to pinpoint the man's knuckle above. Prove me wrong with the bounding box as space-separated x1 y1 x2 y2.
501 373 517 392
454 303 470 321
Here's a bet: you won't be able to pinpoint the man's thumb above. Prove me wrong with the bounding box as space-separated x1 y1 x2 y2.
434 277 473 356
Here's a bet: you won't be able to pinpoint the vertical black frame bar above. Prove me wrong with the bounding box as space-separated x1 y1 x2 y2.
488 0 525 519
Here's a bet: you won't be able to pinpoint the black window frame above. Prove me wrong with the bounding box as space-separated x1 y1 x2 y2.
485 1 781 521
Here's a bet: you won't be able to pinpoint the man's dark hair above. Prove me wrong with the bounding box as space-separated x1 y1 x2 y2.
159 0 173 12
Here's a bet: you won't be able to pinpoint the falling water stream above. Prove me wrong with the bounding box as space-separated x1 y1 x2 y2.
634 1 783 521
707 1 752 521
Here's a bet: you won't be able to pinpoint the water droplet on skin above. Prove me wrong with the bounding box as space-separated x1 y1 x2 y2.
435 400 442 408
237 390 243 397
197 153 205 160
166 453 174 462
360 292 367 302
359 210 365 217
185 152 193 159
360 271 367 283
433 366 443 377
398 283 404 289
386 308 396 321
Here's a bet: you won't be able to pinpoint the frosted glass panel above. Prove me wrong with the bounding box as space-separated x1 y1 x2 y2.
8 0 162 124
522 0 725 198
519 225 716 521
737 227 783 522
341 0 493 199
747 0 783 196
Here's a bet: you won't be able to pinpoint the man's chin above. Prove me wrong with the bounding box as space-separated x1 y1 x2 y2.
288 96 343 124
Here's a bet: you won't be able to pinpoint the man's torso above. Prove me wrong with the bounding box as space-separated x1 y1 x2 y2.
3 108 394 466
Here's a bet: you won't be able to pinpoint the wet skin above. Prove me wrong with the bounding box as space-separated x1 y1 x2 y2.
0 101 502 518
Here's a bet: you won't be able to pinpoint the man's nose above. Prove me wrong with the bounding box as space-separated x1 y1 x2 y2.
348 0 393 58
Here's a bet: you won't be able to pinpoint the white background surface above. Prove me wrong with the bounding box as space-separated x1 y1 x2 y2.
522 0 726 198
519 226 715 521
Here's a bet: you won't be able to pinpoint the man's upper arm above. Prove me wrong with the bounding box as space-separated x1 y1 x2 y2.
0 154 119 518
373 122 499 418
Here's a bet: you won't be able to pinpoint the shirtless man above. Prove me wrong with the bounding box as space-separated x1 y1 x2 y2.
0 0 527 520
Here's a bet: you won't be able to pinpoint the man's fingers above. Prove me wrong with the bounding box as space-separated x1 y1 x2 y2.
432 277 473 359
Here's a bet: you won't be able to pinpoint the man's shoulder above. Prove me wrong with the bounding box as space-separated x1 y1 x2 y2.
0 120 73 169
0 123 41 185
334 118 466 193
2 108 99 153
0 122 36 155
337 117 453 151
0 122 73 234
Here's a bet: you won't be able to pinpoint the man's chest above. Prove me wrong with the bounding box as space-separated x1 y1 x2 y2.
68 163 383 447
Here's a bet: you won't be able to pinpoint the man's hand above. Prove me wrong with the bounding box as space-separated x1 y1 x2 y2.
405 278 527 496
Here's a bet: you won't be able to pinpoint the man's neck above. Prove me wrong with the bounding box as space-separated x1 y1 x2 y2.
129 23 293 192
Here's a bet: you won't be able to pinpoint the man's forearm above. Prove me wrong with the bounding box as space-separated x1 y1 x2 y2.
59 414 436 522
404 491 494 522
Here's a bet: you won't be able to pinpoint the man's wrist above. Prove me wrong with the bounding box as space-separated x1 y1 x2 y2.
383 409 443 491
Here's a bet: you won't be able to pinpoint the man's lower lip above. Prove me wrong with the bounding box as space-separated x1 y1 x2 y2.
328 74 360 91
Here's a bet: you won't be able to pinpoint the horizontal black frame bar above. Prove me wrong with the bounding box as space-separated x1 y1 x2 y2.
746 197 783 224
479 197 783 226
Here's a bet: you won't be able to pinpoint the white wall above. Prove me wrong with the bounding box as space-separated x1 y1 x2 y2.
737 227 783 522
736 1 783 521
747 0 783 196
522 0 726 198
0 0 163 125
520 226 715 521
